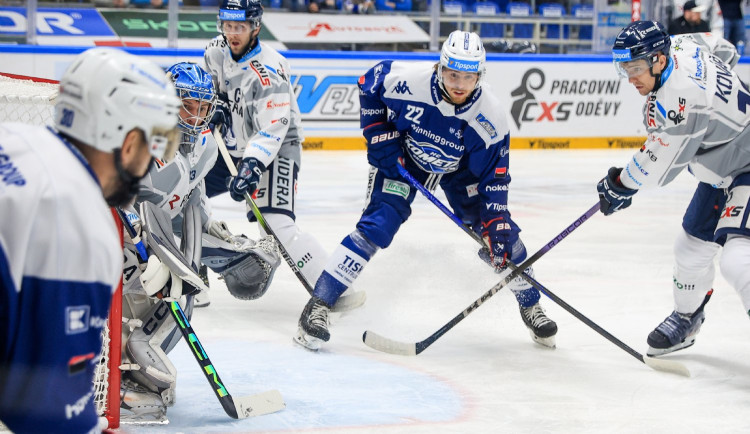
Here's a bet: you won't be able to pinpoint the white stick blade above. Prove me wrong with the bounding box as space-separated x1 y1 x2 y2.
332 291 367 313
643 357 691 377
362 331 417 356
234 389 285 419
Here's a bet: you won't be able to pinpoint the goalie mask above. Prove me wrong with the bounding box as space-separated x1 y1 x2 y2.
166 62 217 156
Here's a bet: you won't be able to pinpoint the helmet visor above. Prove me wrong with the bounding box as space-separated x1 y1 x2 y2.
217 19 256 35
614 58 652 79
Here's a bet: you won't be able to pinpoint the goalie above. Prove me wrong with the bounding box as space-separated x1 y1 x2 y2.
117 62 280 422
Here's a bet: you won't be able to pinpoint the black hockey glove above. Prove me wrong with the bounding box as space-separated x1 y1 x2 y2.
597 167 638 216
227 157 266 202
365 128 404 179
209 92 232 132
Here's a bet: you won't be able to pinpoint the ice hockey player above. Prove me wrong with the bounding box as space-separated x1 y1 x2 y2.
0 48 179 433
294 30 558 351
597 21 750 356
117 62 280 422
203 0 329 289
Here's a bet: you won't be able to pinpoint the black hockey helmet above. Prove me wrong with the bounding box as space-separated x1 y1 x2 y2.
612 20 670 66
219 0 263 27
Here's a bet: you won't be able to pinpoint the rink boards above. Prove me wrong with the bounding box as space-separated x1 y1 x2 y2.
4 46 749 150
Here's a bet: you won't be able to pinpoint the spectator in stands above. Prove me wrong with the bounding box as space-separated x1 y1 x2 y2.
309 0 338 12
344 0 375 13
668 0 711 35
718 0 746 54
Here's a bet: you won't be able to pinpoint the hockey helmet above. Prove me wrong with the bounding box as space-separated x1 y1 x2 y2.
55 47 180 159
218 0 263 33
612 20 671 79
438 30 486 94
166 62 217 136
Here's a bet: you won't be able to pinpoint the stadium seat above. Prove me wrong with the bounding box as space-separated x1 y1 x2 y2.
506 2 533 39
539 3 568 39
571 4 594 40
376 0 413 10
473 2 503 38
443 0 467 14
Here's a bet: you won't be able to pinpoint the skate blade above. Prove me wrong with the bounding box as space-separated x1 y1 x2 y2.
529 330 556 348
293 330 324 351
646 336 696 357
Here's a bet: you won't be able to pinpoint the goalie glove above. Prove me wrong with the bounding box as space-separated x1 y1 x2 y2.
205 218 233 242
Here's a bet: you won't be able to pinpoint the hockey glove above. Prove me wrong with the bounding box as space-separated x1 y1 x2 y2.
366 129 404 179
481 214 515 270
597 167 638 216
209 92 232 132
205 218 233 242
227 157 266 202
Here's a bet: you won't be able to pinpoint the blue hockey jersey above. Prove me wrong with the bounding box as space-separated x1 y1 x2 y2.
358 60 512 227
0 124 121 434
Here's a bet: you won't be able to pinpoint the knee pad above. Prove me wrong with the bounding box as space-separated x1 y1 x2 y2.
124 301 178 407
720 236 750 313
263 213 328 284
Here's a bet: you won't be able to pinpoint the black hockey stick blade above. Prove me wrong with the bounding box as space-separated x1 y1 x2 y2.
362 204 599 356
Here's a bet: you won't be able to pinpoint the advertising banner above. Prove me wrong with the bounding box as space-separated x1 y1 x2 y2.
5 48 749 150
261 12 429 44
0 7 118 45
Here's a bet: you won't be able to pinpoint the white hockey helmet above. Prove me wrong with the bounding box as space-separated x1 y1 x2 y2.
55 48 181 159
438 30 486 92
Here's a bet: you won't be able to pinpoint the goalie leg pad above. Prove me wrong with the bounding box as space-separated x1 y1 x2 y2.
124 300 178 407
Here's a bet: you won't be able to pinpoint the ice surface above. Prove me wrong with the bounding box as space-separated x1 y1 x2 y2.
118 150 750 434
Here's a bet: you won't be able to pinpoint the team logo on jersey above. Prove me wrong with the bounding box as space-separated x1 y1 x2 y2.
392 81 413 95
475 113 498 139
405 137 461 174
510 68 622 130
250 60 271 87
66 306 90 335
667 97 686 125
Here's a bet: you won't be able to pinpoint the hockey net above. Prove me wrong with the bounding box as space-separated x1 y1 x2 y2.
0 72 123 429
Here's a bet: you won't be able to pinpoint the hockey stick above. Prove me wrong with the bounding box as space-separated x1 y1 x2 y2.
116 208 286 419
386 166 689 376
363 200 599 355
213 130 365 312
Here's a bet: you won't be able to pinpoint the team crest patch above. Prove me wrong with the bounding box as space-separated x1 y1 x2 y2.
476 113 498 139
382 179 410 199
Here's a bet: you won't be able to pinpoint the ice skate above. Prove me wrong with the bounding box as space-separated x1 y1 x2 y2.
120 378 168 424
647 291 711 356
293 296 331 351
520 303 557 348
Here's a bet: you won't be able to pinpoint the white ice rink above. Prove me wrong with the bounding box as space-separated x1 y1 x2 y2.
120 149 750 434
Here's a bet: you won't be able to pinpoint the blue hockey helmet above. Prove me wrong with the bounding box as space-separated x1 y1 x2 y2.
218 0 263 29
612 20 671 79
165 62 216 136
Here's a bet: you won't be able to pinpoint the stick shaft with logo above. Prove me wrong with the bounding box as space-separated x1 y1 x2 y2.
115 208 286 419
213 130 366 312
374 166 689 376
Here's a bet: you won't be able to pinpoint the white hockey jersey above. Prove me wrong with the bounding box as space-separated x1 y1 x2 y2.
204 37 303 168
0 123 120 434
137 128 219 223
621 33 750 190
